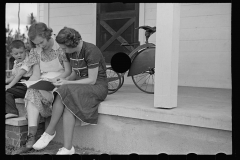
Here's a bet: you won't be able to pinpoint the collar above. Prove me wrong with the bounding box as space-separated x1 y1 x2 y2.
14 53 29 65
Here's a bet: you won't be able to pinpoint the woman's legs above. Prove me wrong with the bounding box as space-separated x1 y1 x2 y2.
45 94 65 135
26 102 40 148
27 101 40 126
62 107 76 150
12 102 40 154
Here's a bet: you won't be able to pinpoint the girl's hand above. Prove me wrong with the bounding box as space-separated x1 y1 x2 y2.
52 78 68 87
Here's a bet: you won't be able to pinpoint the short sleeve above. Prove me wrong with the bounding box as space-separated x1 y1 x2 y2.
85 46 102 69
57 48 69 62
20 63 30 72
25 49 39 67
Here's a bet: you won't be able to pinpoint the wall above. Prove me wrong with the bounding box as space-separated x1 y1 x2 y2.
38 3 96 44
144 3 231 89
38 3 231 89
179 3 231 89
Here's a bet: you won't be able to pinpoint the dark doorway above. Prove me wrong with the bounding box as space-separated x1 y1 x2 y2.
96 3 139 64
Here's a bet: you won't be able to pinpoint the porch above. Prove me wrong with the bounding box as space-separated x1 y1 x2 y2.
50 77 231 154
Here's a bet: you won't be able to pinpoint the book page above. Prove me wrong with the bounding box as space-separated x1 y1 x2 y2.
18 79 43 88
29 80 55 91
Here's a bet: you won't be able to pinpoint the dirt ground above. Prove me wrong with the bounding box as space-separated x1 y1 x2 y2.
6 141 102 155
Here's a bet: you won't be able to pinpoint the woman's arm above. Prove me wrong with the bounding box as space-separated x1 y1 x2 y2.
28 64 41 81
49 50 72 82
65 69 76 81
53 67 98 87
53 61 72 80
67 67 98 85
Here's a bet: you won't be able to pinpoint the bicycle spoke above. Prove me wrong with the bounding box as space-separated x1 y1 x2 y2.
135 73 148 84
139 74 150 88
144 74 151 91
108 81 114 89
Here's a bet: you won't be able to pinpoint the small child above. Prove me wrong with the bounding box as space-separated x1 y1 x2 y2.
5 40 34 119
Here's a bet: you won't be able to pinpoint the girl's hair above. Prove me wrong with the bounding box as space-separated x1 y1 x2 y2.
56 27 82 48
28 22 53 48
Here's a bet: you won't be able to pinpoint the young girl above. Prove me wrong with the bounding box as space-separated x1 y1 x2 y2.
13 23 71 154
33 27 108 155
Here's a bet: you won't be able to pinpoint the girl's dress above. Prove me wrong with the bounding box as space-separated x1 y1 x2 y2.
54 41 108 126
24 39 68 117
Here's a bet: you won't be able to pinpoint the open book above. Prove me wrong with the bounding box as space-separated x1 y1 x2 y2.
19 79 55 91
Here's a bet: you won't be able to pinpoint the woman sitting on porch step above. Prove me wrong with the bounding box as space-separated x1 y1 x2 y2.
12 22 72 154
32 27 108 155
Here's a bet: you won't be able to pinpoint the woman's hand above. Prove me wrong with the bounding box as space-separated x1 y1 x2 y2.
52 78 68 87
48 77 59 83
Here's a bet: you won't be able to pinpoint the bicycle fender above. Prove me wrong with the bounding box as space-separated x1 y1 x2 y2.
128 43 155 61
127 47 155 77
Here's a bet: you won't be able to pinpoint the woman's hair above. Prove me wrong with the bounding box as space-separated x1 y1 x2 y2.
28 22 53 48
56 27 82 48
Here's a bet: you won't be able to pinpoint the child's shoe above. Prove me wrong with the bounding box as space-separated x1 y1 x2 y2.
5 113 18 119
56 146 75 155
32 131 56 150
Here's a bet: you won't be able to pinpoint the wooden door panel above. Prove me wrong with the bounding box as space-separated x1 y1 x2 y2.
97 3 139 64
99 10 136 20
100 18 135 52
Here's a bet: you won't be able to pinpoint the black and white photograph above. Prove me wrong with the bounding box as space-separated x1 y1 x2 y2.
5 3 232 156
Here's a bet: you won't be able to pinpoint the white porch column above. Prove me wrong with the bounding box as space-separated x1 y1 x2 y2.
43 3 49 26
154 3 180 108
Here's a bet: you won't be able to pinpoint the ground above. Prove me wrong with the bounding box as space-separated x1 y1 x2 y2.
6 141 102 155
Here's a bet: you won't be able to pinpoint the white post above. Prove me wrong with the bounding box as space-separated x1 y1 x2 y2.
92 3 97 45
139 3 145 45
36 3 40 22
154 3 180 108
44 3 49 26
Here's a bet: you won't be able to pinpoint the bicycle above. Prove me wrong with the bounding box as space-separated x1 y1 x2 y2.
106 25 156 94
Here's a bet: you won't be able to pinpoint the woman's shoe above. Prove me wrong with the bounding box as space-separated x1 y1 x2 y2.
32 131 56 150
56 146 75 155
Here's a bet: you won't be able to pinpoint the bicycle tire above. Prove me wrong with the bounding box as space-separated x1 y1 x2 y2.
106 67 122 95
132 68 155 94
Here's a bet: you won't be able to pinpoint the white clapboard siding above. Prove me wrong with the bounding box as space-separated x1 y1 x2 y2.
179 40 231 52
39 3 231 89
180 3 231 17
180 15 231 28
178 3 231 88
180 27 231 40
49 5 93 17
49 3 87 9
50 15 93 26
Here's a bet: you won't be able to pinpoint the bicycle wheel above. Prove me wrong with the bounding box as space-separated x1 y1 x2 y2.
132 67 155 94
106 67 121 94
